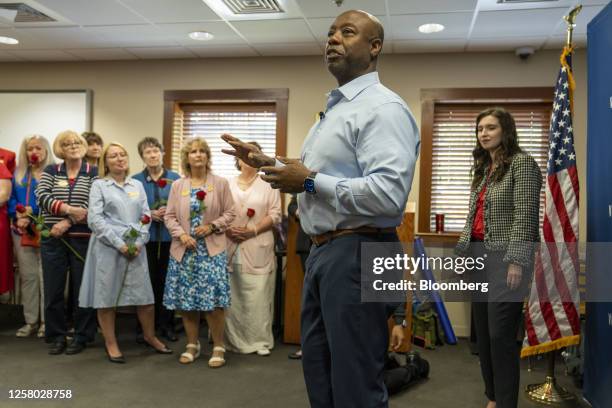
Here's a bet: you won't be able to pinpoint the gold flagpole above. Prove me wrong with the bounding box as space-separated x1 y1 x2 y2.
524 5 582 406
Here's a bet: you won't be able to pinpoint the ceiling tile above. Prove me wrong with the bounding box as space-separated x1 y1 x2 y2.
387 0 477 15
392 39 465 53
155 22 246 45
126 46 197 59
5 49 81 61
64 48 138 60
479 0 608 12
34 0 148 25
307 16 390 43
13 27 111 49
544 34 587 50
82 24 178 47
254 42 321 56
467 36 545 52
0 50 22 61
294 0 387 18
119 0 221 23
231 19 315 44
391 12 473 40
471 8 568 38
187 44 258 57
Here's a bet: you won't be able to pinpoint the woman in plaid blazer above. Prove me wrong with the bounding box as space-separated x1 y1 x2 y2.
456 107 542 408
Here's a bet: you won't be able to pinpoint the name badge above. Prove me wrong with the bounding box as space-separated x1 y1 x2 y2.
128 191 139 199
181 189 189 196
57 180 69 187
207 184 214 192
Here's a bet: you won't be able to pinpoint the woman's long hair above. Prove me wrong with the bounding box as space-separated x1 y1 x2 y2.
15 135 54 184
471 107 523 190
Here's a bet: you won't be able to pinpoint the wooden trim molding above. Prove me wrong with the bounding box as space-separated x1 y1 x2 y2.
162 88 289 168
418 87 554 235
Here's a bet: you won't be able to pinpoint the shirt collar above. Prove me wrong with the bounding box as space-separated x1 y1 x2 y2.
143 168 167 183
105 176 135 187
334 71 380 101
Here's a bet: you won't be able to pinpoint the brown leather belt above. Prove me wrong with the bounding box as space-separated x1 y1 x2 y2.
310 227 397 247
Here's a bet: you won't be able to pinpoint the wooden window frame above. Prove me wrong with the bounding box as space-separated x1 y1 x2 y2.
418 87 554 241
162 88 289 169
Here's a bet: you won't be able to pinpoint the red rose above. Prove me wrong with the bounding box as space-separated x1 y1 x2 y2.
157 179 167 188
140 214 151 225
246 208 255 218
29 154 39 165
196 190 206 201
16 204 26 213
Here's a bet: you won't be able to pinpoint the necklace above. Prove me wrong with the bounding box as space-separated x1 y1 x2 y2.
237 173 258 190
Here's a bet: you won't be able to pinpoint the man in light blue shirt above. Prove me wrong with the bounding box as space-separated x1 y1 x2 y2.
222 9 419 408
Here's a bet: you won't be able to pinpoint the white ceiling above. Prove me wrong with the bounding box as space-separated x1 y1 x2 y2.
0 0 607 61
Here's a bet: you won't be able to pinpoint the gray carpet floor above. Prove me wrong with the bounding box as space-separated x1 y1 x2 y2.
0 306 586 408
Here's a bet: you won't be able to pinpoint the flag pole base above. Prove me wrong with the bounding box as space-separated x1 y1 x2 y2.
525 376 577 406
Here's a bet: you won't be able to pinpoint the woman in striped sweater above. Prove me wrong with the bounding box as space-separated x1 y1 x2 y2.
36 130 98 356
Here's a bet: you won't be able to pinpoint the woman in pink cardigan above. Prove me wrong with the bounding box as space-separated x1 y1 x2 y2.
163 138 235 367
224 142 282 356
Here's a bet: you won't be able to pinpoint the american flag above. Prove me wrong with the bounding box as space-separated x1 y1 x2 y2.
521 46 581 357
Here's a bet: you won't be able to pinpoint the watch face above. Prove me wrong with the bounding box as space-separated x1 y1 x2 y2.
304 178 315 193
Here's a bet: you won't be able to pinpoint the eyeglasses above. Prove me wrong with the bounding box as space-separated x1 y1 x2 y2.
62 142 81 149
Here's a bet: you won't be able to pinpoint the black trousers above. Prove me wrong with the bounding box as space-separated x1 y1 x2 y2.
144 241 174 330
470 243 530 408
41 236 96 344
301 233 399 408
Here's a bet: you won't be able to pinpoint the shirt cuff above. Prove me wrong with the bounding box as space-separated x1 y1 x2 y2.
274 159 285 168
314 173 341 203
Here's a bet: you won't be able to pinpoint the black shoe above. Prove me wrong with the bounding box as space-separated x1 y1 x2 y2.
65 340 86 355
135 333 146 345
48 340 67 355
160 328 178 342
105 347 126 364
406 351 430 379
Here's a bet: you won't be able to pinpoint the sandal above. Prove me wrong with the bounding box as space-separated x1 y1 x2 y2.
179 342 201 364
37 324 45 339
208 346 226 368
16 324 37 338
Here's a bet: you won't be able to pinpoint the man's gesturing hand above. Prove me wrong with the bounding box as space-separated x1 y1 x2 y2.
260 157 312 193
221 134 275 168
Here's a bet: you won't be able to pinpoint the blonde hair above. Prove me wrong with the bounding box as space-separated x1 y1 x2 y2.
53 130 87 160
180 137 211 177
15 135 54 184
101 142 130 177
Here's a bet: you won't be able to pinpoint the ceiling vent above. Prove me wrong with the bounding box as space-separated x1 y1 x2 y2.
0 3 55 23
222 0 284 14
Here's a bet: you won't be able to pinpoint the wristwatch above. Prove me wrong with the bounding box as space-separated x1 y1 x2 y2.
210 223 220 234
304 171 317 194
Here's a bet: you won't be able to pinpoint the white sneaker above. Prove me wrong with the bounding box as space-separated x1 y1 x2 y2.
37 324 46 338
256 348 271 356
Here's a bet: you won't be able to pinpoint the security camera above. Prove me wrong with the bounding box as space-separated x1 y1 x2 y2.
332 0 344 6
515 46 535 60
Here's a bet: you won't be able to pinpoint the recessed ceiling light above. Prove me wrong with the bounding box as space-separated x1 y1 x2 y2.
418 23 445 34
189 31 214 41
0 36 19 45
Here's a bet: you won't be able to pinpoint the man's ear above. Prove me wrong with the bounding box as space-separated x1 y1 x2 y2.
370 38 382 59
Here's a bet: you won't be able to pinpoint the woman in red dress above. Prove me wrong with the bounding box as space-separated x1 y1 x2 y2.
0 162 14 296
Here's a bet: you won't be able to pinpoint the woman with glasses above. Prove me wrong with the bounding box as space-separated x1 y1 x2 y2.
36 131 98 356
